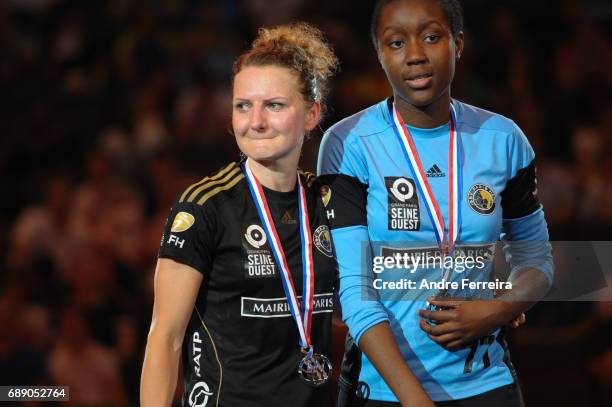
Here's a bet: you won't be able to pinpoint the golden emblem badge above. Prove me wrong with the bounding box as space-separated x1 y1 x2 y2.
171 212 195 232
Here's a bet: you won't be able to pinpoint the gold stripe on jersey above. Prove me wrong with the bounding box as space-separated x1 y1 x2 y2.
299 169 317 188
179 162 238 203
195 306 223 407
196 174 245 206
185 165 242 203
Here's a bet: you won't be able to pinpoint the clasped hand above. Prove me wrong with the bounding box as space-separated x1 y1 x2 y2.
418 297 525 351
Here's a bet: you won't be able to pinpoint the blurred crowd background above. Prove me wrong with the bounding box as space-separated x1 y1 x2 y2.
1 0 611 405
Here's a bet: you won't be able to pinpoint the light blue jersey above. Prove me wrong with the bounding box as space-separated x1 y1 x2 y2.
317 98 553 401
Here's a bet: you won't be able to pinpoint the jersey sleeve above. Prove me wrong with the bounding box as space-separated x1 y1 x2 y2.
500 123 540 219
500 123 554 287
317 131 369 228
158 198 216 276
318 129 390 344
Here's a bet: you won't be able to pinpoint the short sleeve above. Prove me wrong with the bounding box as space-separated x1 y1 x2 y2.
317 131 368 184
317 130 368 229
158 199 216 275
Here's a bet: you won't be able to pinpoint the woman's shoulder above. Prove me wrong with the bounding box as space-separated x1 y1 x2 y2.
324 98 393 140
298 169 319 190
453 99 518 134
176 161 246 209
454 100 534 159
300 170 333 203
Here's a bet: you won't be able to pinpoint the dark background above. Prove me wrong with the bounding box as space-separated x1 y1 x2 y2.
0 0 611 405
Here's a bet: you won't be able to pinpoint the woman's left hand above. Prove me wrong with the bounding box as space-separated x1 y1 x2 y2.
418 298 517 351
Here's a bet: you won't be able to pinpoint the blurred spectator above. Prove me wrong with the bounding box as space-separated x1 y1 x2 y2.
0 282 49 386
47 308 127 406
586 301 612 405
8 174 73 272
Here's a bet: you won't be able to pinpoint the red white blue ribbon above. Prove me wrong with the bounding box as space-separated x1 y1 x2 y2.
390 103 461 274
243 160 315 349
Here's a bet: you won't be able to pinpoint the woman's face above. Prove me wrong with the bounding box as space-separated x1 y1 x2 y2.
376 0 463 108
232 65 320 164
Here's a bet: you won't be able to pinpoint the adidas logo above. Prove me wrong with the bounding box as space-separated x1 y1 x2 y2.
281 210 297 224
426 164 445 178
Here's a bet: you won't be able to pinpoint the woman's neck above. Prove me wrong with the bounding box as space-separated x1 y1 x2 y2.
246 157 298 192
394 91 451 128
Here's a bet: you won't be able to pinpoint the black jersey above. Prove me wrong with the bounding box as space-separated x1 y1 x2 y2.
158 162 337 407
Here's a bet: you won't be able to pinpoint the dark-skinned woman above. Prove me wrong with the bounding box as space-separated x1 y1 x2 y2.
318 1 552 406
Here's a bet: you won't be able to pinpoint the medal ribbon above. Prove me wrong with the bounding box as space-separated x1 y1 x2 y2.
243 160 315 349
390 103 461 272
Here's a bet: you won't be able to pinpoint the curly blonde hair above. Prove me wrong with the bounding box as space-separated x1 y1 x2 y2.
234 22 339 117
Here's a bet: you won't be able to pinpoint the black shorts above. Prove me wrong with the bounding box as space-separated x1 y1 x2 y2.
340 382 525 407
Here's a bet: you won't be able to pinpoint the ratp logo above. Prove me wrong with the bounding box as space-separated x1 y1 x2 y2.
188 381 213 407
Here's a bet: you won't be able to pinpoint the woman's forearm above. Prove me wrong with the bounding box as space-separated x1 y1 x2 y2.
140 331 182 407
359 322 435 407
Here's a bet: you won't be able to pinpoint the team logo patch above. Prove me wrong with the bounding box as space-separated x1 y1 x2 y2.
320 185 331 207
171 212 195 232
241 223 276 279
313 225 333 257
467 184 496 215
188 381 213 407
386 177 420 231
244 224 267 248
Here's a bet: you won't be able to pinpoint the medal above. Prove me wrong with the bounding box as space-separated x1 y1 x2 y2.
243 160 331 385
390 103 461 322
298 346 332 387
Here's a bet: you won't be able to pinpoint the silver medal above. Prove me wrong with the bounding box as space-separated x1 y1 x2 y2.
298 348 332 386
